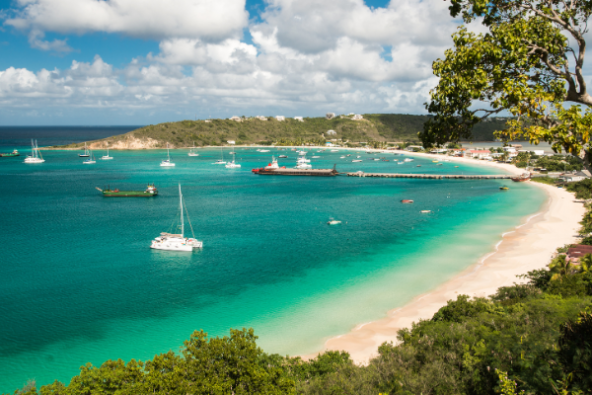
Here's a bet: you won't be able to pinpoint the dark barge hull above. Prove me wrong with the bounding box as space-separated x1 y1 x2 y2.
253 169 338 176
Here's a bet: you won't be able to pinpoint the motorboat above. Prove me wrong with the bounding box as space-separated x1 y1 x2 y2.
295 163 312 169
352 160 362 162
404 158 414 162
279 155 288 158
327 219 342 225
150 184 203 251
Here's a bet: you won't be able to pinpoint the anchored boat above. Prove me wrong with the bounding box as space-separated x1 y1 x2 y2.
97 184 158 197
0 149 19 157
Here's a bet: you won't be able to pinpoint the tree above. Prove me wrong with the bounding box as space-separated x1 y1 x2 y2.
420 0 592 172
548 254 574 280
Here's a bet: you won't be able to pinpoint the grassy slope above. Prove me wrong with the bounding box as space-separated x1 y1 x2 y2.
56 114 509 149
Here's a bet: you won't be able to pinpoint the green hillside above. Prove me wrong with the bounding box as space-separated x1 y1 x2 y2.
55 114 510 149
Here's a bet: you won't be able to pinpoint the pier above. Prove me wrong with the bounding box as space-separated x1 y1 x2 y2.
346 172 513 179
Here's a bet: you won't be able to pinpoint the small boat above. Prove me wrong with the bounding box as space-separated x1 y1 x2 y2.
24 140 45 163
327 219 342 225
188 142 199 156
346 154 351 157
79 142 90 157
225 152 241 168
432 160 439 163
259 149 270 152
397 161 404 164
83 151 96 164
382 159 390 162
401 199 414 204
100 149 113 160
500 186 509 191
312 156 320 158
295 163 312 169
340 156 346 159
160 144 175 167
352 160 362 162
404 158 414 162
454 166 459 168
279 155 288 158
437 163 443 166
356 156 361 158
229 151 236 155
330 149 339 152
416 165 422 167
297 157 310 163
0 149 19 157
421 210 431 213
150 184 203 251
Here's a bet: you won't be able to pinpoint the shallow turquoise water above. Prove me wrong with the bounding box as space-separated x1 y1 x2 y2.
0 147 545 391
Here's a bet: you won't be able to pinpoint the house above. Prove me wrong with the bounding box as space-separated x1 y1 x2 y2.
430 148 448 154
255 115 267 121
502 146 516 153
227 140 235 145
518 149 545 156
294 116 304 122
406 145 424 152
229 116 241 122
326 113 336 120
326 130 337 136
467 150 492 159
560 171 589 182
352 114 363 120
449 148 466 156
567 245 592 263
275 116 285 121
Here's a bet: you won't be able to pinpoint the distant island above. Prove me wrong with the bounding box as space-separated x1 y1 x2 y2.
47 114 510 150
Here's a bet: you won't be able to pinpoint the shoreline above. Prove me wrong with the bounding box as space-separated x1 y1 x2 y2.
302 180 585 364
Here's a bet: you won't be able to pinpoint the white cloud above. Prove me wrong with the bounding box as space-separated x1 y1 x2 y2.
6 0 249 41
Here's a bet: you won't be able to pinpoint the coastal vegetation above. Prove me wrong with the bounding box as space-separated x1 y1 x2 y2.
8 191 592 394
51 114 507 150
421 0 592 172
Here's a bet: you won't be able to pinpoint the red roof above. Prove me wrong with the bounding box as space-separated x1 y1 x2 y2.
468 150 491 154
567 245 592 258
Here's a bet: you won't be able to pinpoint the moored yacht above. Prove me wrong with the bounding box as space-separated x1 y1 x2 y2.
100 149 113 160
160 144 175 167
79 142 90 157
24 140 45 163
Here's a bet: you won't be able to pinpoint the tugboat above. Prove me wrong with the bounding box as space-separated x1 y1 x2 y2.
97 184 158 197
511 172 531 182
0 149 19 157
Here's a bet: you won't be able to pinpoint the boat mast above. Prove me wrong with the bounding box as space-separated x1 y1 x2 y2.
179 184 184 237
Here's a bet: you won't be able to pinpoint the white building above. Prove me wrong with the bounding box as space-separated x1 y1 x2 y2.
255 115 267 121
229 116 241 122
326 113 336 120
294 116 304 122
352 114 363 120
560 171 589 182
275 116 285 121
502 146 516 153
326 130 337 135
227 140 235 145
518 149 545 156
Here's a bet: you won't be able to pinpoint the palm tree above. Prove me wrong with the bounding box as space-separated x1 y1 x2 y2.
548 255 573 281
579 254 592 274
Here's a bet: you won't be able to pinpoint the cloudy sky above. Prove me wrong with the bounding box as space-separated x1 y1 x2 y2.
0 0 462 125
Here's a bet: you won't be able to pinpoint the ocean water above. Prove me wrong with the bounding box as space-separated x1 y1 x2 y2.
0 131 546 392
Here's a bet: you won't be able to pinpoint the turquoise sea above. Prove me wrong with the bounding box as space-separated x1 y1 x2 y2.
0 128 546 392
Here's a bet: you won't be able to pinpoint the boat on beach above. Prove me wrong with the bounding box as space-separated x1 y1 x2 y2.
150 184 203 251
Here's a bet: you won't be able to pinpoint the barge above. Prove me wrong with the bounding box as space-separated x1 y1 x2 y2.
252 157 338 176
0 150 19 157
97 184 158 197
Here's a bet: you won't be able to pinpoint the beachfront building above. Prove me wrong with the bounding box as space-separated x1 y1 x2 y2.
227 140 235 145
560 171 589 182
448 148 466 157
503 146 517 153
275 116 285 121
294 116 304 122
430 148 448 154
352 114 363 120
566 244 592 264
467 150 492 159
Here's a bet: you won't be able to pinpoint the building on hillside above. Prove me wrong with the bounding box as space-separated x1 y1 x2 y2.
430 148 448 154
205 119 212 123
229 116 241 122
518 149 545 156
326 130 337 136
567 245 592 263
326 113 336 120
502 146 516 153
275 116 285 121
255 115 268 121
227 140 235 145
352 114 363 120
294 116 304 122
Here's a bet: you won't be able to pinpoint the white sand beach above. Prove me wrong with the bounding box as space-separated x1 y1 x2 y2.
304 152 586 364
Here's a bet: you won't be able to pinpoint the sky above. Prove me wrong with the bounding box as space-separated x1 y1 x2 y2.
0 0 465 125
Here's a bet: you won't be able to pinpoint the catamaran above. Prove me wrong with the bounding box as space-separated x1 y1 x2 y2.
160 143 175 167
79 142 90 157
83 151 96 164
225 152 241 168
150 184 203 251
100 149 113 160
24 139 45 163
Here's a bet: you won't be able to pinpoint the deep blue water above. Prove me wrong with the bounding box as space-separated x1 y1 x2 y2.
0 129 546 392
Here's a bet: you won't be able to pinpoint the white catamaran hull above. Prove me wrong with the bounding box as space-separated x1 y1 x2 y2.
150 240 193 251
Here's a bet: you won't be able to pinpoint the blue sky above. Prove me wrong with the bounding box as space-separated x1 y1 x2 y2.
0 0 456 125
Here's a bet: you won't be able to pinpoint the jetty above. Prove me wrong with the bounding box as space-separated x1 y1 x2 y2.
346 172 513 179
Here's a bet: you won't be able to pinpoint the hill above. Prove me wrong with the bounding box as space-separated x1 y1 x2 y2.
51 114 510 149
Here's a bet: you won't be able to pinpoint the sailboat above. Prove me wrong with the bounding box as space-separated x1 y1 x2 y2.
100 148 113 160
160 143 175 167
83 151 96 164
79 142 90 157
214 147 226 164
24 139 45 163
188 142 199 157
225 152 241 168
150 184 203 251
